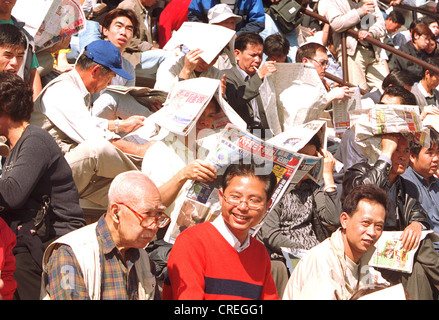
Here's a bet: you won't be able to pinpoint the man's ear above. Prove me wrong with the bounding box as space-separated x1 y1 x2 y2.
110 203 120 224
102 27 109 39
218 188 224 206
340 212 349 230
90 64 101 78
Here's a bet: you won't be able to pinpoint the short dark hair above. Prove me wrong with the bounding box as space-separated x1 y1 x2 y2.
0 72 33 122
221 163 277 201
386 10 405 26
295 42 327 63
234 31 263 52
422 56 439 77
382 70 414 89
342 184 389 218
263 33 290 58
409 128 439 157
411 23 434 40
0 24 27 50
101 8 139 38
379 85 417 105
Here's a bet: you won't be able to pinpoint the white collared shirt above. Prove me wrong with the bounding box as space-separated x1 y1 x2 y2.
40 69 119 143
211 215 251 253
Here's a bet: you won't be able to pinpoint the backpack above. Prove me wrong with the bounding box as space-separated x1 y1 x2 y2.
266 0 305 34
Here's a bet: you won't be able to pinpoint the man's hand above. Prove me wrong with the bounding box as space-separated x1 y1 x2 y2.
389 0 403 6
119 115 146 133
381 134 399 159
400 221 423 252
257 60 277 80
358 30 372 41
180 159 217 183
360 1 375 15
179 49 203 79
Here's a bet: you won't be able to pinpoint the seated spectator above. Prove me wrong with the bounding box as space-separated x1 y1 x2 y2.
342 132 439 300
30 40 153 208
208 4 242 70
117 0 170 78
411 56 439 117
283 184 390 300
188 0 265 34
402 129 439 236
389 23 433 83
0 0 42 99
264 33 292 63
163 162 279 300
0 217 16 300
257 133 341 297
0 24 26 75
41 171 166 300
91 8 159 120
295 42 352 108
0 73 85 300
334 84 417 185
224 32 275 138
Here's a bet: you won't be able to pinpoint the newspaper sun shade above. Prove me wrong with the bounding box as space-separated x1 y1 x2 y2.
164 123 327 244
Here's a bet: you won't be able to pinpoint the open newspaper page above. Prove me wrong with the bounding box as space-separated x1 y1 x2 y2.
163 124 306 244
13 0 86 52
369 230 432 273
351 104 430 164
259 63 328 134
332 86 362 134
267 120 327 183
356 283 406 300
163 22 235 65
123 77 246 144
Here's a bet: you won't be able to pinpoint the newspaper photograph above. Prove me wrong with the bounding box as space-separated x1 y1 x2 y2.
351 104 430 163
164 124 310 243
259 63 328 134
13 0 86 51
369 230 432 273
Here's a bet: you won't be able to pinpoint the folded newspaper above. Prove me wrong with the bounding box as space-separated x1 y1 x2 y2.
163 21 235 65
259 63 328 135
12 0 86 52
369 230 433 273
351 104 430 164
332 86 362 134
105 85 168 112
164 123 327 243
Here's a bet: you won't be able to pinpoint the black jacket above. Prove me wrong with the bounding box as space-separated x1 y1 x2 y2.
342 159 430 231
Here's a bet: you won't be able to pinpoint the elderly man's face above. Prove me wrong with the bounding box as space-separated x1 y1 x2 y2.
235 42 263 76
117 187 165 249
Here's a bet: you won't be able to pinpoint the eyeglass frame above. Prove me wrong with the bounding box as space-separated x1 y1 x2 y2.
306 57 329 68
222 194 266 210
116 202 170 228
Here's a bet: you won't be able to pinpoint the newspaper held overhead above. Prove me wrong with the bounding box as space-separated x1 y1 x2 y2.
163 123 327 244
351 104 430 164
259 63 328 135
163 22 236 65
12 0 86 52
369 230 432 273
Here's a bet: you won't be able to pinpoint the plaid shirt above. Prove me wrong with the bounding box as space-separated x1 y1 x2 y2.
44 215 140 300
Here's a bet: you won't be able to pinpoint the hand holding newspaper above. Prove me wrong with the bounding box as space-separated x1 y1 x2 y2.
12 0 86 51
369 230 432 273
351 104 430 164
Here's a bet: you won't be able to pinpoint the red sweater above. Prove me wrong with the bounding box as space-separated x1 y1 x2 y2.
0 217 16 300
163 222 279 300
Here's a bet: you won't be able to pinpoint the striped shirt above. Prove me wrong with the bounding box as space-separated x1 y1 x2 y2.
44 216 140 300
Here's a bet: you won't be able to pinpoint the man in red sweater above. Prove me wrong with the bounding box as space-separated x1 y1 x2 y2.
163 163 279 300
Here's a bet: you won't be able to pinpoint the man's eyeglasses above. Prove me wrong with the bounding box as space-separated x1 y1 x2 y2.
306 57 329 68
116 202 170 229
222 195 265 210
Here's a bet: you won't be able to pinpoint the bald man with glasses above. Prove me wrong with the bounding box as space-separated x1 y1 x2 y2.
41 171 167 300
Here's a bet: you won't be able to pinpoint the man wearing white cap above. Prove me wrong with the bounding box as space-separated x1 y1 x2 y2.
208 3 242 69
188 0 265 34
31 40 155 208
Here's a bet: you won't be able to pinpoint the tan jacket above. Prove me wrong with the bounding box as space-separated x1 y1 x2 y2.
326 0 385 60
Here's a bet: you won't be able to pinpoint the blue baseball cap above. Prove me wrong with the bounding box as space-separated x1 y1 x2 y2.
84 40 134 80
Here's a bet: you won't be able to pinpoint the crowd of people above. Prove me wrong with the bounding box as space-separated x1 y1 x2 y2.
0 0 439 301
